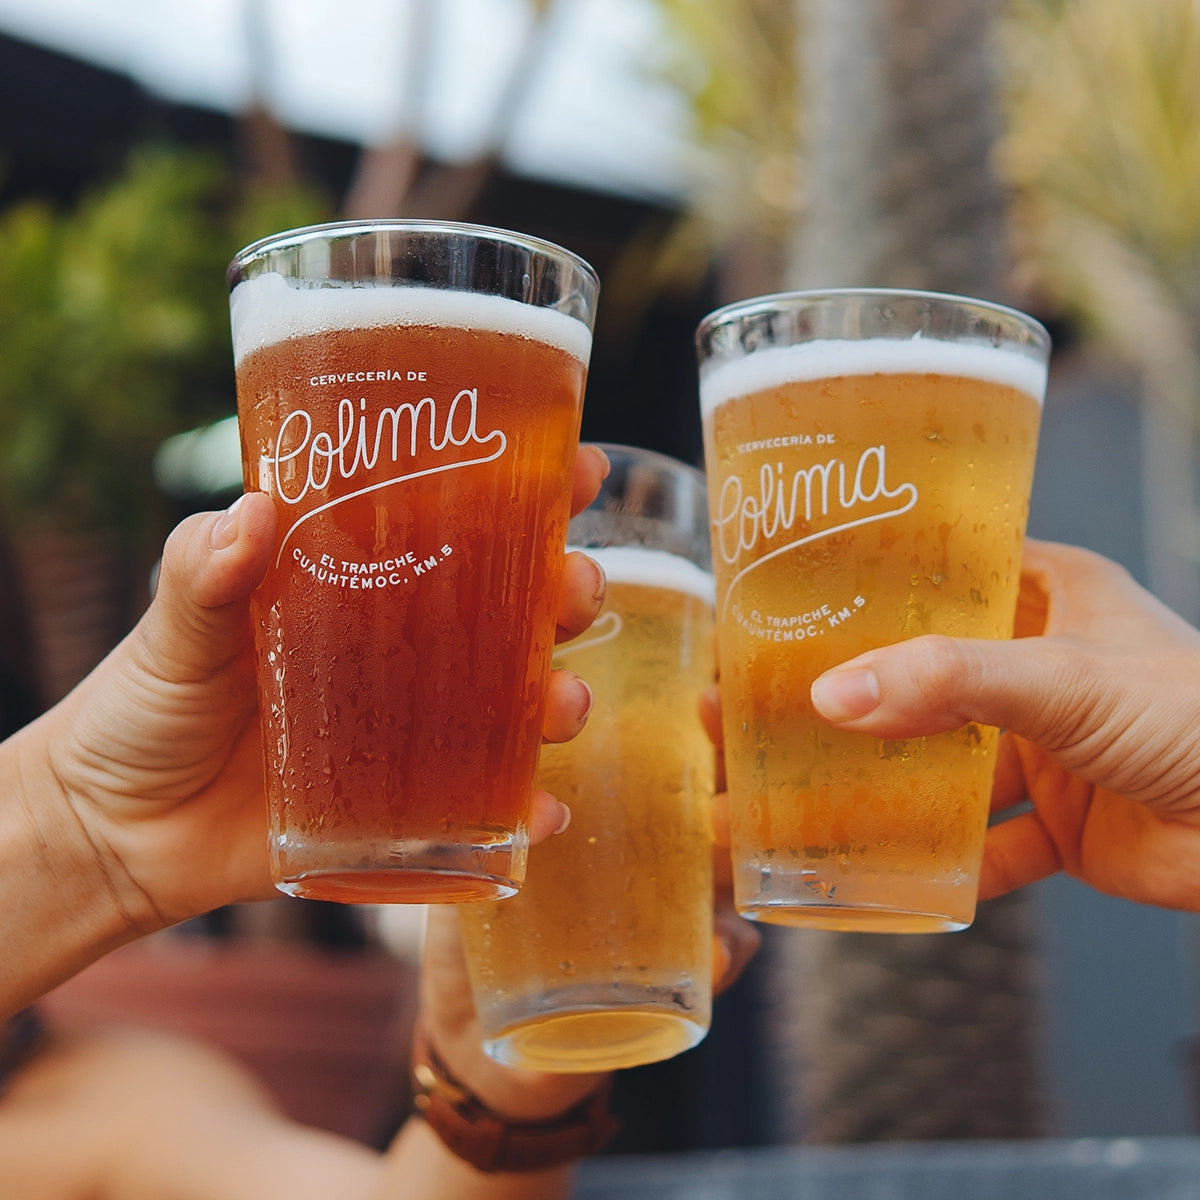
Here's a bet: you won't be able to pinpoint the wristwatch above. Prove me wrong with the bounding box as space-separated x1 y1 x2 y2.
410 1024 620 1173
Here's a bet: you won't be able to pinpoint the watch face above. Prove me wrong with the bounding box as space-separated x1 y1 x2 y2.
412 1055 473 1110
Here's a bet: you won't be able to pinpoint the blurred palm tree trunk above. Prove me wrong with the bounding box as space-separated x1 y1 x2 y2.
238 0 301 188
340 0 435 219
760 0 1046 1144
344 0 566 221
791 0 1008 294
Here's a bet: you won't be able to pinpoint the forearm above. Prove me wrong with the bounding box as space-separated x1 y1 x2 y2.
375 1118 576 1200
0 706 135 1018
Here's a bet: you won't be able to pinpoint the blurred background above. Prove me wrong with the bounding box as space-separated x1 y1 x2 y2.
2 0 1200 1166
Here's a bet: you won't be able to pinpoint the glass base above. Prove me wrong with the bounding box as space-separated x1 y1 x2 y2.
480 984 710 1073
271 834 526 904
733 858 976 933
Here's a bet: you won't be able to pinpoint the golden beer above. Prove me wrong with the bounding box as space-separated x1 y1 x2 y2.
698 291 1049 932
459 529 716 1071
228 222 597 903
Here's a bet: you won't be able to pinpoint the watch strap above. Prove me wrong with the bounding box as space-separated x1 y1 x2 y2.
410 1024 619 1173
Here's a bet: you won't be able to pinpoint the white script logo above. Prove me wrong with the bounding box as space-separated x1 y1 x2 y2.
712 445 918 616
266 388 506 564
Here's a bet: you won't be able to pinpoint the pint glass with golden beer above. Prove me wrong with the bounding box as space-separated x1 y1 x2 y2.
458 445 716 1071
227 221 598 904
697 289 1050 932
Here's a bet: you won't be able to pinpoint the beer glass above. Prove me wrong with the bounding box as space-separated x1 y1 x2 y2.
227 220 598 904
697 288 1049 933
458 444 716 1071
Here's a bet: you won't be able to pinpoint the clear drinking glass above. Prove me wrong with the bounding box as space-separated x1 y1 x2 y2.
458 444 717 1071
697 288 1050 932
227 219 599 904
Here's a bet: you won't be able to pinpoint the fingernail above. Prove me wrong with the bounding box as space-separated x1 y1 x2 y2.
554 803 572 835
591 561 607 607
210 494 246 550
573 674 594 724
811 666 880 723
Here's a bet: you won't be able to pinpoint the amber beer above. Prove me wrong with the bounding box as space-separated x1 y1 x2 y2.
458 447 716 1072
228 222 598 903
698 289 1050 932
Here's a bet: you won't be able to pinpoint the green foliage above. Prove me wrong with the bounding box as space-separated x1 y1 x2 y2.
654 0 798 146
999 0 1200 341
0 144 329 544
609 0 802 310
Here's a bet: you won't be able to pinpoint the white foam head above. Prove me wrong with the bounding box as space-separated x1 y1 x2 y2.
699 336 1048 418
568 545 715 605
230 272 593 368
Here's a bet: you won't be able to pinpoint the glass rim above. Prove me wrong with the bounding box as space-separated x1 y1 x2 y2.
696 286 1051 354
227 217 599 291
589 441 706 488
570 442 712 574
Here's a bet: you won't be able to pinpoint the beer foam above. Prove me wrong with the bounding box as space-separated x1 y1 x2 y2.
699 336 1048 417
567 544 715 605
230 272 593 367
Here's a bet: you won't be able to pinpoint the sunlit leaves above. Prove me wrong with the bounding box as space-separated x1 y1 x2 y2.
999 0 1200 325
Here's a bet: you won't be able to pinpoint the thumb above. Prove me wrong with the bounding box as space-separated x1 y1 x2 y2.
809 632 1083 747
137 493 276 677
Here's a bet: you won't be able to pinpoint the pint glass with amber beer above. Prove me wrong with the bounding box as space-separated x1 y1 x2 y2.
227 221 598 903
697 289 1050 932
458 445 716 1071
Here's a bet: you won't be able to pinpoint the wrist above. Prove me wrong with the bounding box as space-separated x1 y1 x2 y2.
410 1023 619 1173
33 684 174 942
0 715 144 1014
42 669 192 939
